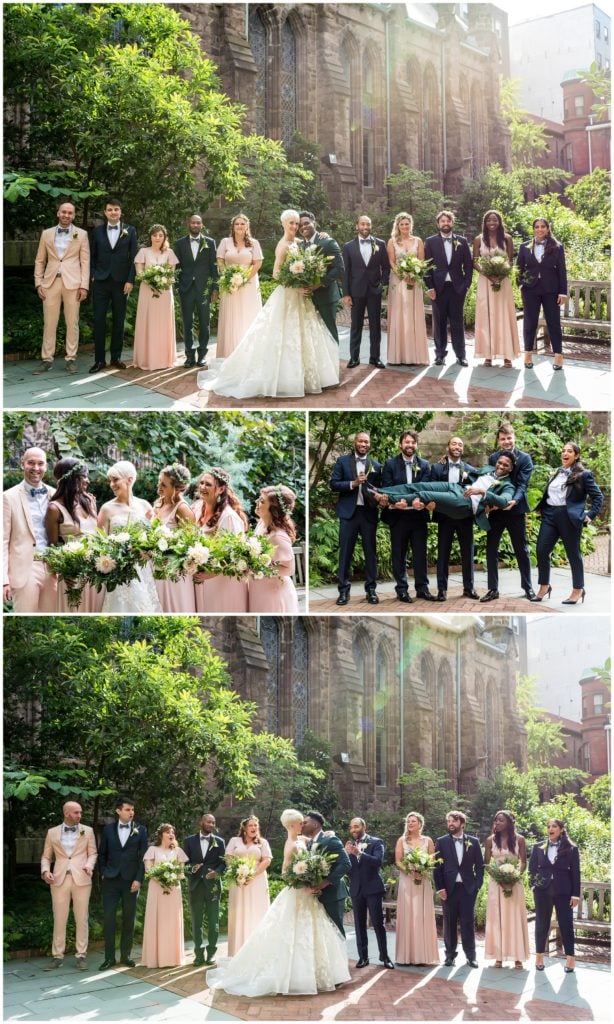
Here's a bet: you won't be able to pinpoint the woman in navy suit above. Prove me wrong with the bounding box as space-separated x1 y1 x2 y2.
517 217 567 371
529 819 580 973
532 442 604 605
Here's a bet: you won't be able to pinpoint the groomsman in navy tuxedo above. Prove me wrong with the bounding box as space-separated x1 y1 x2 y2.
434 811 484 968
345 818 394 969
89 199 138 372
330 430 381 607
381 430 435 603
425 211 473 366
98 796 148 970
173 215 219 368
342 215 390 369
429 437 479 601
183 813 226 967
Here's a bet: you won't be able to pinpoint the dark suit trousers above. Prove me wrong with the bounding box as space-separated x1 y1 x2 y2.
102 876 139 960
187 879 220 957
179 285 210 358
93 279 128 363
312 295 339 342
389 518 429 592
443 882 477 959
338 506 377 592
522 290 563 353
534 888 575 955
432 283 466 360
437 515 474 590
320 894 346 936
537 506 584 588
353 892 389 960
486 511 533 592
349 292 382 361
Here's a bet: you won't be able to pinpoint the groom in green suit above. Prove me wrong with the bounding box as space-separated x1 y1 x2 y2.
298 212 344 341
302 811 351 936
370 453 516 532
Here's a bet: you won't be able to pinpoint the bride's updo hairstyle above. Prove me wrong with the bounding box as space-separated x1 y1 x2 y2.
280 209 300 227
108 460 137 497
280 808 304 828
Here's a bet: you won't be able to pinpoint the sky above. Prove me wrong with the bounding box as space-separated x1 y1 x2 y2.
491 0 594 25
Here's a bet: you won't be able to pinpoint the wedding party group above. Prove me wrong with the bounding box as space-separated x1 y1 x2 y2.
329 422 604 608
32 198 569 398
41 799 582 995
3 448 299 615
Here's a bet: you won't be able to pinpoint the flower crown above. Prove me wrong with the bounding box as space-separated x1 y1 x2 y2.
58 461 88 483
208 467 230 486
272 485 292 515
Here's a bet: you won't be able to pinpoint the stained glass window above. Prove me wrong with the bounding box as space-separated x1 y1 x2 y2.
292 620 308 744
260 617 279 733
281 20 297 147
249 8 267 137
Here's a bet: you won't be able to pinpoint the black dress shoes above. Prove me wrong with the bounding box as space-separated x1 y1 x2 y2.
193 954 205 966
466 959 479 969
89 362 107 373
120 957 136 968
524 588 537 600
336 591 350 606
369 358 386 369
415 588 436 602
479 589 499 603
98 959 117 970
396 591 413 604
110 360 127 369
366 590 379 605
355 958 369 968
197 357 208 367
347 358 360 368
434 358 445 366
463 588 480 600
444 957 455 967
381 958 395 969
456 358 469 367
437 589 447 601
184 357 196 368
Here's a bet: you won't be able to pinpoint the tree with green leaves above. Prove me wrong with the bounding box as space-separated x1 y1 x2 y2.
578 62 611 123
397 763 469 840
516 676 588 794
582 775 611 824
384 166 447 240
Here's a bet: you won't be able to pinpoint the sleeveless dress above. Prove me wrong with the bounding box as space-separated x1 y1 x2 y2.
225 836 273 955
191 502 249 613
484 843 530 962
49 501 104 613
203 240 339 398
141 846 189 968
152 500 196 613
248 525 299 613
387 240 430 364
133 247 180 370
395 837 440 964
474 241 520 361
100 504 162 614
215 238 264 357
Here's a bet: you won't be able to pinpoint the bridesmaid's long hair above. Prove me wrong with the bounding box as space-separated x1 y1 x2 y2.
391 211 414 245
51 458 96 519
153 463 191 512
532 217 561 255
258 485 297 541
148 224 170 251
153 823 177 847
403 811 425 841
480 209 506 251
238 815 263 845
563 442 586 488
198 467 249 532
492 809 518 854
230 213 254 248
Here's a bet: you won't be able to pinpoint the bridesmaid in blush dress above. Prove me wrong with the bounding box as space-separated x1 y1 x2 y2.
225 816 272 955
151 463 196 613
45 458 104 613
141 823 189 968
386 212 430 365
133 224 180 370
394 812 440 965
484 810 529 969
248 485 300 614
473 210 520 368
191 467 249 613
216 214 264 358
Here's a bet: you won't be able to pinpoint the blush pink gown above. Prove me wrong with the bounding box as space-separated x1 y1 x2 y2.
387 240 430 365
141 846 189 968
484 843 530 962
248 526 299 613
191 502 249 613
152 500 197 613
133 247 180 370
474 242 520 361
50 501 105 613
215 238 264 358
225 836 273 955
395 838 440 964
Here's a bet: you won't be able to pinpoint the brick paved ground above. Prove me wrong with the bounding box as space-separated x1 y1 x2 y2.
308 588 557 615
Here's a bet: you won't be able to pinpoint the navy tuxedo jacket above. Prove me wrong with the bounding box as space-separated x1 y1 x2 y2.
347 834 386 899
488 448 533 515
517 240 567 296
330 452 381 523
98 822 148 883
433 833 484 896
182 832 226 889
91 223 138 284
430 459 477 523
342 237 390 298
381 454 431 527
534 469 603 527
529 840 580 899
424 233 473 295
173 234 218 297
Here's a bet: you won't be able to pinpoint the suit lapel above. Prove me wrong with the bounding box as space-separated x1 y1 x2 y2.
18 488 36 539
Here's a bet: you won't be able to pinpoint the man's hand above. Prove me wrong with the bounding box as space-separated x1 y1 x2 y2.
211 290 219 303
412 498 425 510
205 869 216 880
191 863 203 874
3 584 13 603
557 294 566 306
392 499 409 509
78 288 88 302
352 472 367 489
503 500 517 511
345 840 358 855
123 283 133 296
342 296 353 308
437 888 448 902
130 880 141 893
427 288 436 301
42 871 55 885
570 896 580 908
37 286 46 301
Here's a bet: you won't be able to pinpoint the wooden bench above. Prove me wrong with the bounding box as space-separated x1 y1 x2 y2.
548 881 611 951
292 543 305 587
382 866 443 925
538 279 611 351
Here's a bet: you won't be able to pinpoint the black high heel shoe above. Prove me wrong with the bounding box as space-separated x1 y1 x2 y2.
531 585 552 602
562 589 585 605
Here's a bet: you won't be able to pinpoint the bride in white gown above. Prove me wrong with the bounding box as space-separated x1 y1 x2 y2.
207 808 350 996
204 210 340 398
98 461 162 614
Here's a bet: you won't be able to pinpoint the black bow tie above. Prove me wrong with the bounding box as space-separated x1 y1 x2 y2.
64 825 77 832
454 837 464 843
30 487 47 496
119 823 131 830
199 834 210 840
548 841 560 848
108 225 119 231
57 228 69 235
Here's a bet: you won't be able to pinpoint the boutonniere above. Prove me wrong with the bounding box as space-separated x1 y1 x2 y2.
198 239 208 255
413 463 421 478
209 836 219 850
453 238 461 251
72 231 79 241
120 228 129 239
464 839 472 853
371 238 377 256
460 470 469 483
130 826 139 838
357 842 368 853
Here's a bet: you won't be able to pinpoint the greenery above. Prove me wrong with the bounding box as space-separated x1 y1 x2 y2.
384 166 447 241
398 764 472 841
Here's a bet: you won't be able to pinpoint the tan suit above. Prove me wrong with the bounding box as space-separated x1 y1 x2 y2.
34 226 90 362
3 482 57 612
41 824 98 958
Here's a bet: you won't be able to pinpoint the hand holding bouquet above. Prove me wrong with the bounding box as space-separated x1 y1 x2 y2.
283 844 337 889
485 855 522 897
218 264 252 295
145 860 185 894
479 249 512 292
136 263 177 297
277 242 332 290
225 855 257 887
400 847 442 885
393 252 433 290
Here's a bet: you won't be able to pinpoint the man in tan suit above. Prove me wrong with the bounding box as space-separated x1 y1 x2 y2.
3 447 57 612
41 801 98 970
33 200 90 374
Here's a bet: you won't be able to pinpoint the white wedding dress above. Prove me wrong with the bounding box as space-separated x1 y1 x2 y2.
204 239 340 398
101 506 162 614
207 841 350 996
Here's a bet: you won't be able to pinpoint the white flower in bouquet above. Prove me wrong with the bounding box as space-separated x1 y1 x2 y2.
138 531 149 543
187 543 210 563
290 260 305 275
230 273 244 292
499 863 516 875
235 558 248 574
253 571 264 580
261 554 272 565
157 538 169 551
95 555 117 574
293 860 309 876
247 537 262 555
63 539 86 554
109 531 131 544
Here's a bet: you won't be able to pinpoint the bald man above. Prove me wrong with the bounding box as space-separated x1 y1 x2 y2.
3 447 57 611
41 802 97 970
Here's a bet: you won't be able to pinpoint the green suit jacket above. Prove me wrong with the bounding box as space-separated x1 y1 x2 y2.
301 232 344 341
378 467 515 532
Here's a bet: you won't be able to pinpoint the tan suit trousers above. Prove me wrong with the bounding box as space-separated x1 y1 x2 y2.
41 277 81 362
50 875 92 957
12 561 57 612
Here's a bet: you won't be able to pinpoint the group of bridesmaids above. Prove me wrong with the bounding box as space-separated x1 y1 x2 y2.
45 457 299 614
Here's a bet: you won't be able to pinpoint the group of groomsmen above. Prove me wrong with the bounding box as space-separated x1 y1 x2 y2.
33 199 219 374
330 422 536 605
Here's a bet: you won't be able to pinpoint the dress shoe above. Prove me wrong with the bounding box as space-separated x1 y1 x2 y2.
524 361 534 369
479 589 499 603
120 957 136 968
33 361 53 374
437 589 447 601
564 965 575 973
369 358 386 369
444 957 455 967
193 954 205 966
355 957 369 968
434 358 445 366
75 956 87 971
524 588 537 601
463 588 480 600
184 357 196 368
381 957 395 969
347 358 360 368
44 958 63 970
466 959 479 968
203 958 217 967
456 358 469 367
110 360 127 369
415 588 436 602
98 959 117 971
197 357 209 367
396 591 413 604
66 360 78 374
336 591 350 606
535 962 545 971
89 362 107 373
366 590 379 605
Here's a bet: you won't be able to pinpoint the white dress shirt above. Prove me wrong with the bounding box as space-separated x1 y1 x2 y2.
190 236 202 260
23 481 49 553
359 237 372 266
54 226 71 263
441 234 453 282
355 456 366 506
402 458 415 484
448 459 462 484
546 469 569 507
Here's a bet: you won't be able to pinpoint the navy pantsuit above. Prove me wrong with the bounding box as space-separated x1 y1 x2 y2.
330 453 381 594
486 448 534 593
381 455 431 594
517 240 567 354
534 470 604 588
529 840 580 956
348 835 389 961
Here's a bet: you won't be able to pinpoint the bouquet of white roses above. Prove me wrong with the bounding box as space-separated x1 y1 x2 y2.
479 249 512 292
190 530 278 581
218 264 251 295
485 855 522 897
37 540 90 608
276 242 332 290
224 855 257 887
400 847 442 885
81 522 150 594
393 252 433 290
283 844 337 889
145 860 185 894
136 264 177 297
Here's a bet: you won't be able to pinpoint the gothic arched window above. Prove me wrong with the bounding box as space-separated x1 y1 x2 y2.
281 19 297 147
375 646 388 786
260 618 279 733
292 620 309 744
249 8 267 137
362 52 375 187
